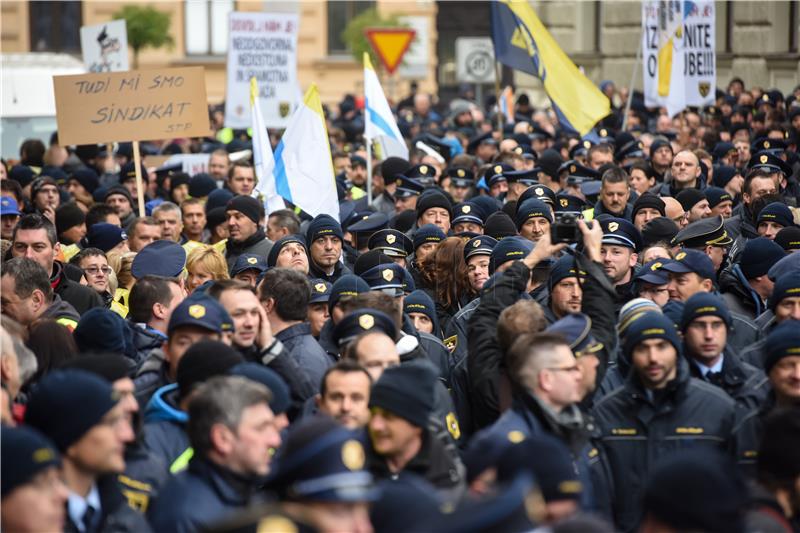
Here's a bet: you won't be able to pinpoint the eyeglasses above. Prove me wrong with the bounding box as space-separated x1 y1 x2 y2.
84 266 112 276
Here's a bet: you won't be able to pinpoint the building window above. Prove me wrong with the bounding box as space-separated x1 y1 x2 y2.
29 1 82 53
327 1 374 55
185 0 233 56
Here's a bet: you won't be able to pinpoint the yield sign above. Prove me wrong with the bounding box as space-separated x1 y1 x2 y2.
365 28 416 74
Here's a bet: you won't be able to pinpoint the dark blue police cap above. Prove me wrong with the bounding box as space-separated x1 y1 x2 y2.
505 168 539 186
406 163 437 186
600 217 643 251
516 183 556 209
368 229 413 258
361 263 405 295
413 224 446 250
464 235 498 261
546 313 603 356
168 295 229 335
347 211 389 233
131 240 186 279
328 274 371 313
634 259 670 285
230 253 268 277
309 279 332 304
267 416 377 502
747 151 792 176
484 163 514 186
560 161 600 185
332 308 398 347
393 175 425 198
659 249 716 281
489 236 533 274
452 202 485 226
447 167 475 188
555 193 588 215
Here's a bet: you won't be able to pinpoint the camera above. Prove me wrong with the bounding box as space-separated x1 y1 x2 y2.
550 213 580 244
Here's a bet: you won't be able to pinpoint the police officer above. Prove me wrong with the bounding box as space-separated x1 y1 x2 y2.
679 293 767 410
592 312 737 532
671 215 732 272
368 228 414 268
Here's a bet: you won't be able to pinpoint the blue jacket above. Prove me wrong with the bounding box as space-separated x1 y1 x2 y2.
148 457 258 533
274 322 332 390
142 384 190 472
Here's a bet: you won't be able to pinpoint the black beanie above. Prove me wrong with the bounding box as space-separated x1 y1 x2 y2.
415 191 452 221
676 189 706 212
757 407 800 483
484 211 518 239
176 340 244 399
642 217 679 247
55 202 86 236
391 210 417 233
369 359 437 428
381 157 411 180
189 173 217 198
632 193 666 219
226 195 262 224
61 354 131 383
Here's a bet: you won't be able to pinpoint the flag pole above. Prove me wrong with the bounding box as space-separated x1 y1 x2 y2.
622 27 644 132
366 140 373 205
493 61 503 135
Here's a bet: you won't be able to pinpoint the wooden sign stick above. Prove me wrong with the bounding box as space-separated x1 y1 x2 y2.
132 140 145 216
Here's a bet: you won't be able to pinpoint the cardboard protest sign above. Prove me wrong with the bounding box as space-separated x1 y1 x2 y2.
53 67 210 145
80 20 129 73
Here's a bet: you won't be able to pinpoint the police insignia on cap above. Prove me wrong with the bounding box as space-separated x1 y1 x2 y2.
513 146 523 154
443 335 457 353
535 187 544 196
457 169 465 178
33 447 56 463
420 165 428 174
760 155 768 164
473 239 481 247
675 251 687 260
382 268 394 281
651 262 662 271
341 439 365 471
608 222 619 232
446 412 461 440
507 430 525 443
764 141 770 148
359 314 374 330
583 140 591 148
570 165 577 173
463 205 471 213
494 165 503 174
247 257 258 265
315 283 327 293
188 304 206 318
256 515 297 533
762 94 769 101
600 128 608 136
386 234 396 244
560 198 568 207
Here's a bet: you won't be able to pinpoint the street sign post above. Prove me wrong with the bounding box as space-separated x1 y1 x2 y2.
365 28 417 75
456 37 496 84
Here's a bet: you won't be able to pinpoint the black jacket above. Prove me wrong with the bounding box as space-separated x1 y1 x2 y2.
685 348 769 412
148 457 259 533
719 264 766 321
591 359 737 532
127 324 166 373
52 261 104 316
367 429 465 505
308 259 351 284
64 475 152 533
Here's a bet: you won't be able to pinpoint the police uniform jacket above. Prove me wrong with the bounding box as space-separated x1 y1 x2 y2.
719 264 767 321
65 474 152 533
274 322 333 391
224 229 274 271
686 348 769 412
591 358 737 532
148 457 259 533
308 259 351 284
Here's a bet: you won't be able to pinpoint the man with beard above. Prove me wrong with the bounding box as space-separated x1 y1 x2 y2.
599 217 641 313
306 214 349 283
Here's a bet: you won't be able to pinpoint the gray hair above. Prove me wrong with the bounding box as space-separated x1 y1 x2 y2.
187 376 272 457
152 201 182 221
1 326 38 385
1 257 52 302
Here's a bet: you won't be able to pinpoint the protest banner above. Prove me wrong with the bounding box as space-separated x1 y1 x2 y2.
642 1 715 116
224 12 299 129
80 19 129 73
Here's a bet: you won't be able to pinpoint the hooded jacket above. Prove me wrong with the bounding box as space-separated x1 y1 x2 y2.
142 383 190 472
719 264 766 320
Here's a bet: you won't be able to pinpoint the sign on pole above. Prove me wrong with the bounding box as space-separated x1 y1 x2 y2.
642 1 715 116
52 67 211 146
456 37 496 84
224 12 299 129
397 16 429 79
80 19 129 73
365 28 416 74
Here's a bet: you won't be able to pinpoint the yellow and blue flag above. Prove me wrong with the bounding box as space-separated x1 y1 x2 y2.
491 0 610 135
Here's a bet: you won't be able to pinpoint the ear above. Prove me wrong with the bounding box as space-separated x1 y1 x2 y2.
629 252 639 268
701 278 713 292
30 289 45 312
262 297 275 315
53 241 61 256
209 423 235 456
0 356 10 381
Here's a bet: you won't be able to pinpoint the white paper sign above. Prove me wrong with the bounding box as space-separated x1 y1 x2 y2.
643 1 715 116
80 20 129 73
224 12 299 129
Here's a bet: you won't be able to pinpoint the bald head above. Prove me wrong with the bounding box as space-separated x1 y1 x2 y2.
662 197 687 228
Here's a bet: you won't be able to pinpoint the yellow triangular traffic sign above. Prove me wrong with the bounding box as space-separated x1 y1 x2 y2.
365 28 416 74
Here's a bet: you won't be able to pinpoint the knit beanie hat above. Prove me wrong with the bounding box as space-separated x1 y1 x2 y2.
85 222 127 253
415 191 452 221
739 237 787 280
490 236 533 274
226 195 262 224
757 202 794 229
775 226 800 252
267 234 307 268
711 165 739 188
1 426 61 497
25 370 118 452
103 185 134 206
412 224 446 250
704 187 733 209
403 290 439 334
676 189 706 212
73 308 128 354
176 340 244 399
306 213 344 243
622 311 681 362
55 202 86 236
632 193 666 218
69 168 100 194
642 217 679 247
61 354 131 383
618 298 662 335
206 188 235 212
189 173 217 198
763 319 800 375
369 359 437 428
769 273 800 312
680 293 732 332
484 211 518 240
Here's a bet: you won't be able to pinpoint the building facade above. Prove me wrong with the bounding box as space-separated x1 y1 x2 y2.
2 1 798 109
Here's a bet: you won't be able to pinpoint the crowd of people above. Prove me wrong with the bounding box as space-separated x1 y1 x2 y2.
1 75 800 533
